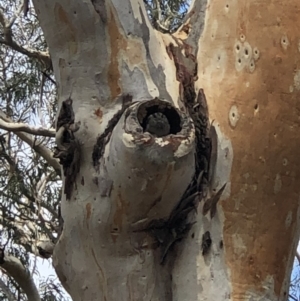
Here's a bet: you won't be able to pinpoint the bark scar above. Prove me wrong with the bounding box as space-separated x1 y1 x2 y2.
92 95 133 170
54 98 81 200
138 42 213 264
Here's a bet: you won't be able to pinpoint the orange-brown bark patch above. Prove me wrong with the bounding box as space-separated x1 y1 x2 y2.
199 0 300 298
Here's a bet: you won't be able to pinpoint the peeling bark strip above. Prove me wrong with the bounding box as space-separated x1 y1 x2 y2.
136 78 212 263
135 42 216 263
202 183 227 218
166 43 210 179
92 95 133 169
166 43 211 191
54 98 81 200
138 43 213 263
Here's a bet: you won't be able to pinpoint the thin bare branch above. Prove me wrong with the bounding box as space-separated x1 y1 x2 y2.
0 8 52 69
0 37 51 68
289 294 298 301
0 250 41 301
41 71 56 85
0 118 55 137
151 0 171 33
154 0 162 22
0 110 61 176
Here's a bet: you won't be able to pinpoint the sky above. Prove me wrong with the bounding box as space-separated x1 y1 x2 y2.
289 242 300 300
32 256 71 300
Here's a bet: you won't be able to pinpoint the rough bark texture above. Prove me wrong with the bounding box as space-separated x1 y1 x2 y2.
31 0 300 300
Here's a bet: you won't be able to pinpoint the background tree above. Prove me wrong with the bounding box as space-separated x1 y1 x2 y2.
0 0 300 301
143 0 190 32
0 0 65 299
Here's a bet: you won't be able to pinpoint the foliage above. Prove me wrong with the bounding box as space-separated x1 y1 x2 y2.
0 0 63 300
144 0 191 32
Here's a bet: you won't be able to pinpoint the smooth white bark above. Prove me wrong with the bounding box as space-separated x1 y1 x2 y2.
0 253 41 301
0 110 60 174
0 117 55 137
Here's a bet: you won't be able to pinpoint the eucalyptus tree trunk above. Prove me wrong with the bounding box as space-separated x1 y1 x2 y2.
32 0 300 300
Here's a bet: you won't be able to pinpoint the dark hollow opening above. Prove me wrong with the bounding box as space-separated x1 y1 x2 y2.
138 101 182 135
